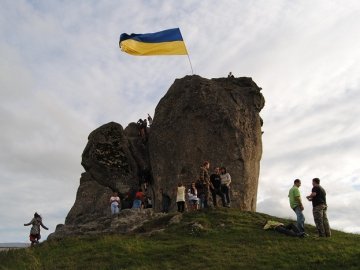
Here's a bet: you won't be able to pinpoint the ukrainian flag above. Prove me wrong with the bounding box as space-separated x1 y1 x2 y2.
119 28 188 56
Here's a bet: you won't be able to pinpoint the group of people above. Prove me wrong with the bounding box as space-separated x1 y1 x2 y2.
24 174 331 246
288 178 331 237
110 188 152 215
136 114 152 141
174 161 232 213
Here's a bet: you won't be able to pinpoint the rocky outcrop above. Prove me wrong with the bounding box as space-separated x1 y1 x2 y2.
149 75 264 211
65 122 152 225
48 209 170 240
50 75 264 239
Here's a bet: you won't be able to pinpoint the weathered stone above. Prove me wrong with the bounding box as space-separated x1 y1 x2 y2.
168 213 183 224
149 75 264 211
48 209 166 240
65 122 152 226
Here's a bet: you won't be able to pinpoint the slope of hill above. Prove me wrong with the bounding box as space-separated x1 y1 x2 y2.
1 209 359 270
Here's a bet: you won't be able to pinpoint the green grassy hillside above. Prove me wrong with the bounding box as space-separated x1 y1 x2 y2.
1 209 359 270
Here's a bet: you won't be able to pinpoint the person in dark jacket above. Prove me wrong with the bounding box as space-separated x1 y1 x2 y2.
160 188 171 213
210 167 226 207
306 178 331 237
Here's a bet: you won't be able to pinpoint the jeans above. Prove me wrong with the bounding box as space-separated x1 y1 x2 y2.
132 199 142 209
198 193 208 208
221 185 231 205
293 206 305 232
211 188 226 206
275 223 303 237
111 203 119 214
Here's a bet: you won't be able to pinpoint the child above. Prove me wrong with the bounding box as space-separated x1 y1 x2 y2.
24 212 48 246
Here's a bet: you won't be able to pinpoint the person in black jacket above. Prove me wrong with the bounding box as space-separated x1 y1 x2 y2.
210 167 226 207
306 178 331 237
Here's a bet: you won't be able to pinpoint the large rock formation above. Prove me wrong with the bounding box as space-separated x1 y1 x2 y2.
49 75 264 238
65 122 152 225
149 75 264 211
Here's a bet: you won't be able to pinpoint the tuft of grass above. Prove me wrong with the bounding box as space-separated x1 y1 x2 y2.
1 209 359 270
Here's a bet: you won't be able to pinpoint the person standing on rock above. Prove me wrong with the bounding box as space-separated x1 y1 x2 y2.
137 119 144 136
306 178 331 237
187 182 199 211
198 161 212 208
147 114 153 126
24 212 48 246
160 188 171 213
110 191 121 215
176 182 186 212
228 72 235 78
220 167 231 207
133 188 144 209
210 167 226 207
288 179 305 233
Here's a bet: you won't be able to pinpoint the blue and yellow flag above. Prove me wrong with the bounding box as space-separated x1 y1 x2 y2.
119 28 188 56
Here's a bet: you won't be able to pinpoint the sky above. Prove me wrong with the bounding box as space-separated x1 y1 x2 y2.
1 0 359 243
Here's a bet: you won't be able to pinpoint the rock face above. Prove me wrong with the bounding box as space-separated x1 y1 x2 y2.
65 122 152 225
149 75 264 211
50 75 264 239
48 209 171 240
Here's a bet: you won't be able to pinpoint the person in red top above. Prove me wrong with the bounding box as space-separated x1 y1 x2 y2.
133 188 144 209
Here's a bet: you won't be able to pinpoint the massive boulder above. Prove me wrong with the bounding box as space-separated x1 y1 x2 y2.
149 75 264 211
65 122 151 225
50 75 264 239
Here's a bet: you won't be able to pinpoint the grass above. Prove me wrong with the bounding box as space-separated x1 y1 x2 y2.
1 209 359 270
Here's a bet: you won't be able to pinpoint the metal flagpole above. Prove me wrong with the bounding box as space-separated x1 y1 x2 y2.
186 53 194 75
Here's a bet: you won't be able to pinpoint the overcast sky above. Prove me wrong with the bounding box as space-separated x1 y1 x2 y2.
1 0 359 243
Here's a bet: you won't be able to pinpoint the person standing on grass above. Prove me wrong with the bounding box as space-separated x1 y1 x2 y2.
198 161 212 208
24 212 48 246
176 182 186 213
306 178 331 237
210 167 226 207
220 167 231 207
110 191 121 215
288 179 305 233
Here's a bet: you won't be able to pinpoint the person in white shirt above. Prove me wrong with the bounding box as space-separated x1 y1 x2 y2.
176 182 186 212
220 167 231 207
110 191 121 215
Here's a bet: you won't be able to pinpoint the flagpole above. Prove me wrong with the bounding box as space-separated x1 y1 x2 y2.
186 53 194 75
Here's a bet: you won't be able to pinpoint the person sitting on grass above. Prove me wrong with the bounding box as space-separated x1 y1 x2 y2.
24 212 48 246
